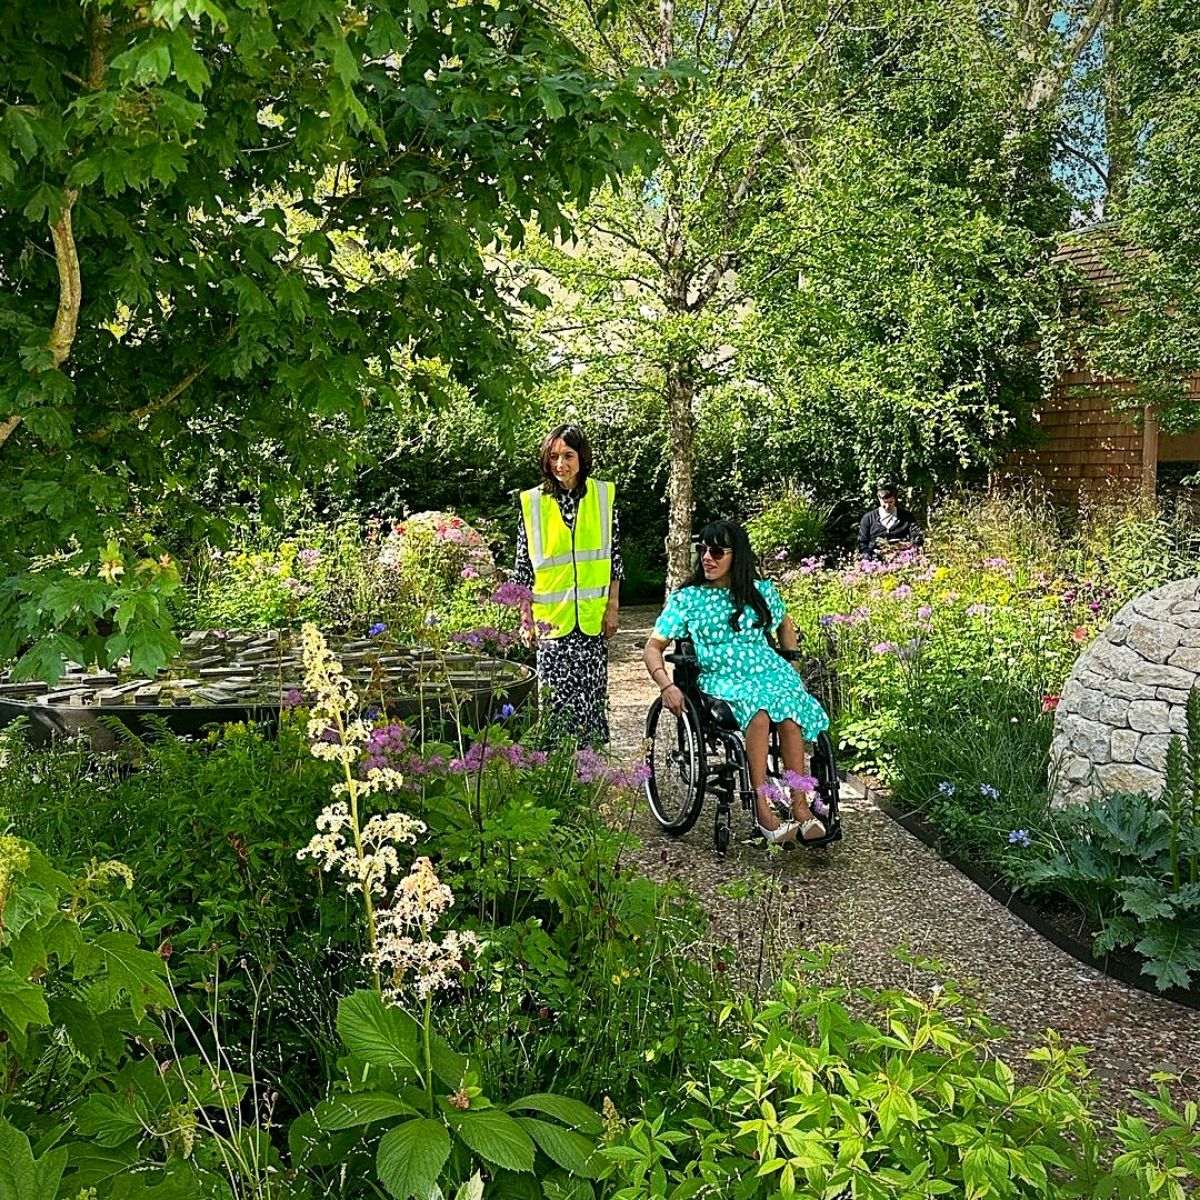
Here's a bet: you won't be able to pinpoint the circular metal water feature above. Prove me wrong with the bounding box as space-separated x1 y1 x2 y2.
0 630 534 749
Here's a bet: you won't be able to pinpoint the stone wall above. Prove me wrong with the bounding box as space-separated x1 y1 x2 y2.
1051 577 1200 805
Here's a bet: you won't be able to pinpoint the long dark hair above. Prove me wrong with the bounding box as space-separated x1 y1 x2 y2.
538 424 593 494
683 520 771 632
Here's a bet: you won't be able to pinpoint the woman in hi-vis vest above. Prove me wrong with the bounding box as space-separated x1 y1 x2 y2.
512 424 622 745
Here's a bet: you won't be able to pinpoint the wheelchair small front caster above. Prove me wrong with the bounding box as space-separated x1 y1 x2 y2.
714 821 730 856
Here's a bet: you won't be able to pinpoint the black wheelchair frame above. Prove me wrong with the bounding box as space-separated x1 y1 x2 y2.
643 637 842 856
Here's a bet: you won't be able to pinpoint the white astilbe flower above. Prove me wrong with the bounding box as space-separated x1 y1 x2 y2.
388 856 454 931
370 856 479 1002
301 624 360 727
372 927 481 1002
298 803 427 896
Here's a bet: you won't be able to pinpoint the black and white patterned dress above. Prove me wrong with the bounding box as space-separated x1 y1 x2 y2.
513 486 624 746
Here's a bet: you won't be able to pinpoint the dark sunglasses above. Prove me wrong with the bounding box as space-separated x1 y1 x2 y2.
698 542 730 560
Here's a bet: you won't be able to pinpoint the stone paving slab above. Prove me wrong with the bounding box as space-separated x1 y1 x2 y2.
607 605 1200 1109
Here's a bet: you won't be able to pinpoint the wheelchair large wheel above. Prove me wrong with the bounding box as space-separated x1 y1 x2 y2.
644 693 706 835
810 730 840 827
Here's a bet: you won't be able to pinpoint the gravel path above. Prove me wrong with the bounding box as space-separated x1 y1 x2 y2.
607 604 1200 1108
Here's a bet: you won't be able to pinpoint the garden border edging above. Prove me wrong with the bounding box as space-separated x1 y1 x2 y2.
846 772 1200 1012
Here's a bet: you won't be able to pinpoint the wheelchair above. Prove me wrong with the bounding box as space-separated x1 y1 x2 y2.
643 638 842 856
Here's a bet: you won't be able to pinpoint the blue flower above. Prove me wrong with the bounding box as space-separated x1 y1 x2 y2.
937 781 955 796
499 703 515 719
368 622 387 637
980 783 1001 800
1008 829 1031 848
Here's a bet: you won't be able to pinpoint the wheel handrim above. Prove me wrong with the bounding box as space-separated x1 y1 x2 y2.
648 706 699 825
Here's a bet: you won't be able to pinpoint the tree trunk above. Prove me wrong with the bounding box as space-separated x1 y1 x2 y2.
663 362 696 591
0 191 80 453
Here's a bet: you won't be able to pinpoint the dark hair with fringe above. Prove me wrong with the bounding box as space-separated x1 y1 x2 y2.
682 519 772 632
538 424 593 493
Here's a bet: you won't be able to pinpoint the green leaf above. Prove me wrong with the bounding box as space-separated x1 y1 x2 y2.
0 966 51 1037
376 1118 451 1200
515 1117 600 1177
314 1092 419 1130
336 989 422 1076
62 1140 139 1190
508 1093 603 1135
0 1119 69 1200
169 29 211 96
452 1108 536 1173
74 1092 148 1148
1134 923 1200 991
72 931 173 1020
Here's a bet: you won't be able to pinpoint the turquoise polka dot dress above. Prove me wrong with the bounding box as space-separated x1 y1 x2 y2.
653 579 829 740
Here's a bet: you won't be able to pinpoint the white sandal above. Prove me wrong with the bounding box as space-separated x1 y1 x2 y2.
799 816 826 841
758 819 800 845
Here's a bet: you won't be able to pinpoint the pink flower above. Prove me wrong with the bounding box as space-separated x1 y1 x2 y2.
1071 626 1089 644
1041 693 1061 713
917 605 932 620
872 641 898 655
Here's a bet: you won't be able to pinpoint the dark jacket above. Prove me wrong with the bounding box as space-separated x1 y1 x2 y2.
857 507 923 558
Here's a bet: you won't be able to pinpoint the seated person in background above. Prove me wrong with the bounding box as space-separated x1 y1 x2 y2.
643 520 829 845
857 481 923 559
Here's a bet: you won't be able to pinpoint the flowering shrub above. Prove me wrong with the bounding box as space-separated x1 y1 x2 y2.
378 510 495 597
776 492 1200 883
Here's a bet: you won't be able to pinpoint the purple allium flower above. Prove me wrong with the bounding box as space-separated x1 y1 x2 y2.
774 548 790 561
983 556 1009 569
811 796 828 817
368 622 387 637
756 780 790 808
917 605 933 621
819 614 836 628
491 581 534 608
782 770 818 793
1007 829 1031 848
283 688 304 708
872 641 898 655
799 556 823 575
965 603 989 617
893 583 912 600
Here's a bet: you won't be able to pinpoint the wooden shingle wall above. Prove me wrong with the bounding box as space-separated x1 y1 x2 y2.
999 374 1147 502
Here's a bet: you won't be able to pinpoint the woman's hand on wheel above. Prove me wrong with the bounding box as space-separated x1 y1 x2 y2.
661 683 684 716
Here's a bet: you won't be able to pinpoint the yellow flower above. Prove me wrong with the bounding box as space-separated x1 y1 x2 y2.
99 555 124 584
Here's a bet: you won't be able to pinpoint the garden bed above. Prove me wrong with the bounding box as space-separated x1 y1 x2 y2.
851 773 1200 1011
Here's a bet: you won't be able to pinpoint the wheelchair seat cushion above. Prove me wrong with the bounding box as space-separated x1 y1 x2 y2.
700 692 740 731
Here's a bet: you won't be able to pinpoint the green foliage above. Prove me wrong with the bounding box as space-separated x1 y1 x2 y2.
598 957 1200 1200
1069 0 1200 422
307 987 604 1198
1015 695 1200 992
0 0 661 675
745 485 829 563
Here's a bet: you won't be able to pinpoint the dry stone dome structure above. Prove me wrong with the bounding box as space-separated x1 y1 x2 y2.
1052 577 1200 806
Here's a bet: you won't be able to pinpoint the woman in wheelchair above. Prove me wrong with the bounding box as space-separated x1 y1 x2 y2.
643 520 830 845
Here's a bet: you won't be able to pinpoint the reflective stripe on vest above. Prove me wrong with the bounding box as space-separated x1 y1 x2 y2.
520 480 614 638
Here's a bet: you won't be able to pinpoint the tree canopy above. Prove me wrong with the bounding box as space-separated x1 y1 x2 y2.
0 0 659 677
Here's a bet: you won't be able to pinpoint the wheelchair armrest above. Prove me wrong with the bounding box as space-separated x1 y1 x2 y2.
775 648 802 662
664 651 699 666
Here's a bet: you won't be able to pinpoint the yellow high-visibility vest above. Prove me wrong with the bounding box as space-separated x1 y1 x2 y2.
519 479 614 638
